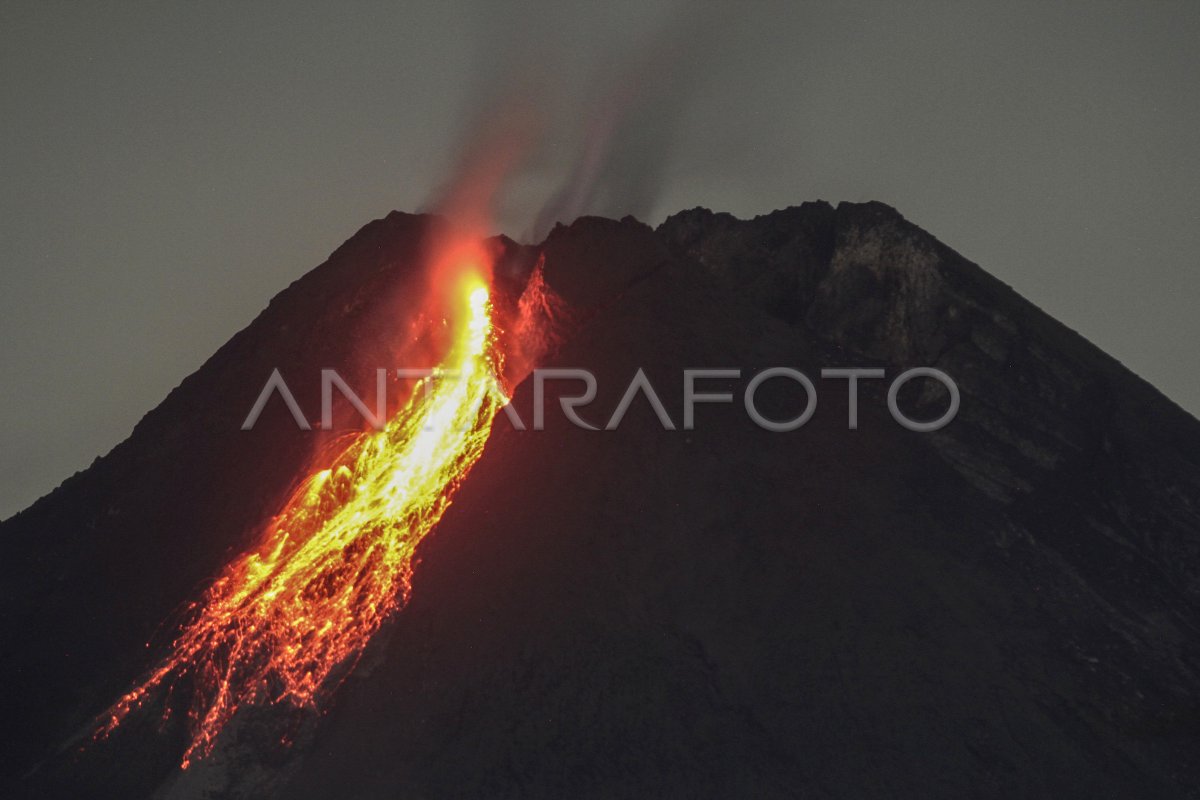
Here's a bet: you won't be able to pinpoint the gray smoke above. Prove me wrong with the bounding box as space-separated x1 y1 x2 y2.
429 1 736 241
530 6 732 239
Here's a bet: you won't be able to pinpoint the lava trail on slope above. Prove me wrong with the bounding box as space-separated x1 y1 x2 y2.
96 250 511 768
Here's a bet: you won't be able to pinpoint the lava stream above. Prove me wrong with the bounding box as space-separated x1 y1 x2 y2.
97 268 508 768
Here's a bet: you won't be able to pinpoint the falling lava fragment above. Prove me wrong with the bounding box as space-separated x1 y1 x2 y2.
97 267 509 768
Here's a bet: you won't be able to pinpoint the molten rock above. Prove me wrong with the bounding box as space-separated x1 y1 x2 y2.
3 203 1199 799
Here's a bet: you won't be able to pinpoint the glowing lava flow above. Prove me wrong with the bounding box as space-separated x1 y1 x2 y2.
97 268 508 768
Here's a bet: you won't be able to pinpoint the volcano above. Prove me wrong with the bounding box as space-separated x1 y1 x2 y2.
2 202 1199 799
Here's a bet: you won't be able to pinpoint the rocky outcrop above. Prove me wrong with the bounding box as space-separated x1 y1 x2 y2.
665 202 1200 600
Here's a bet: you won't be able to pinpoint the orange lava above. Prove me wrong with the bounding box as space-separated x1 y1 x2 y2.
96 259 508 768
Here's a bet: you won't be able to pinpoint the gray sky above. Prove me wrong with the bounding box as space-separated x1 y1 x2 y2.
2 1 1198 518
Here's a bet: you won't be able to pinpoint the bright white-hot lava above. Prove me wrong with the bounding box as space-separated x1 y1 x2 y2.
97 258 509 768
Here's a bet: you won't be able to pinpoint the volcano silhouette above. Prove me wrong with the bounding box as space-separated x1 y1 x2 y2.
2 203 1199 799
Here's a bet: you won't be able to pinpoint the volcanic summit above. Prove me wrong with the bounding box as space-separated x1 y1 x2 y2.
2 202 1199 799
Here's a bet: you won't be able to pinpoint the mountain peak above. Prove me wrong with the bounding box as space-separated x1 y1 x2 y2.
5 204 1199 798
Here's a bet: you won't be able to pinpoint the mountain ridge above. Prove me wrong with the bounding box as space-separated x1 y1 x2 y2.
3 202 1198 798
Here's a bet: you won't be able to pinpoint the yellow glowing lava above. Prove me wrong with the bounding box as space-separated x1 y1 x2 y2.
97 270 508 767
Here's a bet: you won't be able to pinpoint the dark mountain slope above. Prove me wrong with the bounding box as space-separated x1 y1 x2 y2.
275 211 1200 799
4 204 1199 798
0 211 448 789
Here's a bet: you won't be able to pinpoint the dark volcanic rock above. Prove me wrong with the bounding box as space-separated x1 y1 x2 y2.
2 203 1198 799
0 211 466 794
